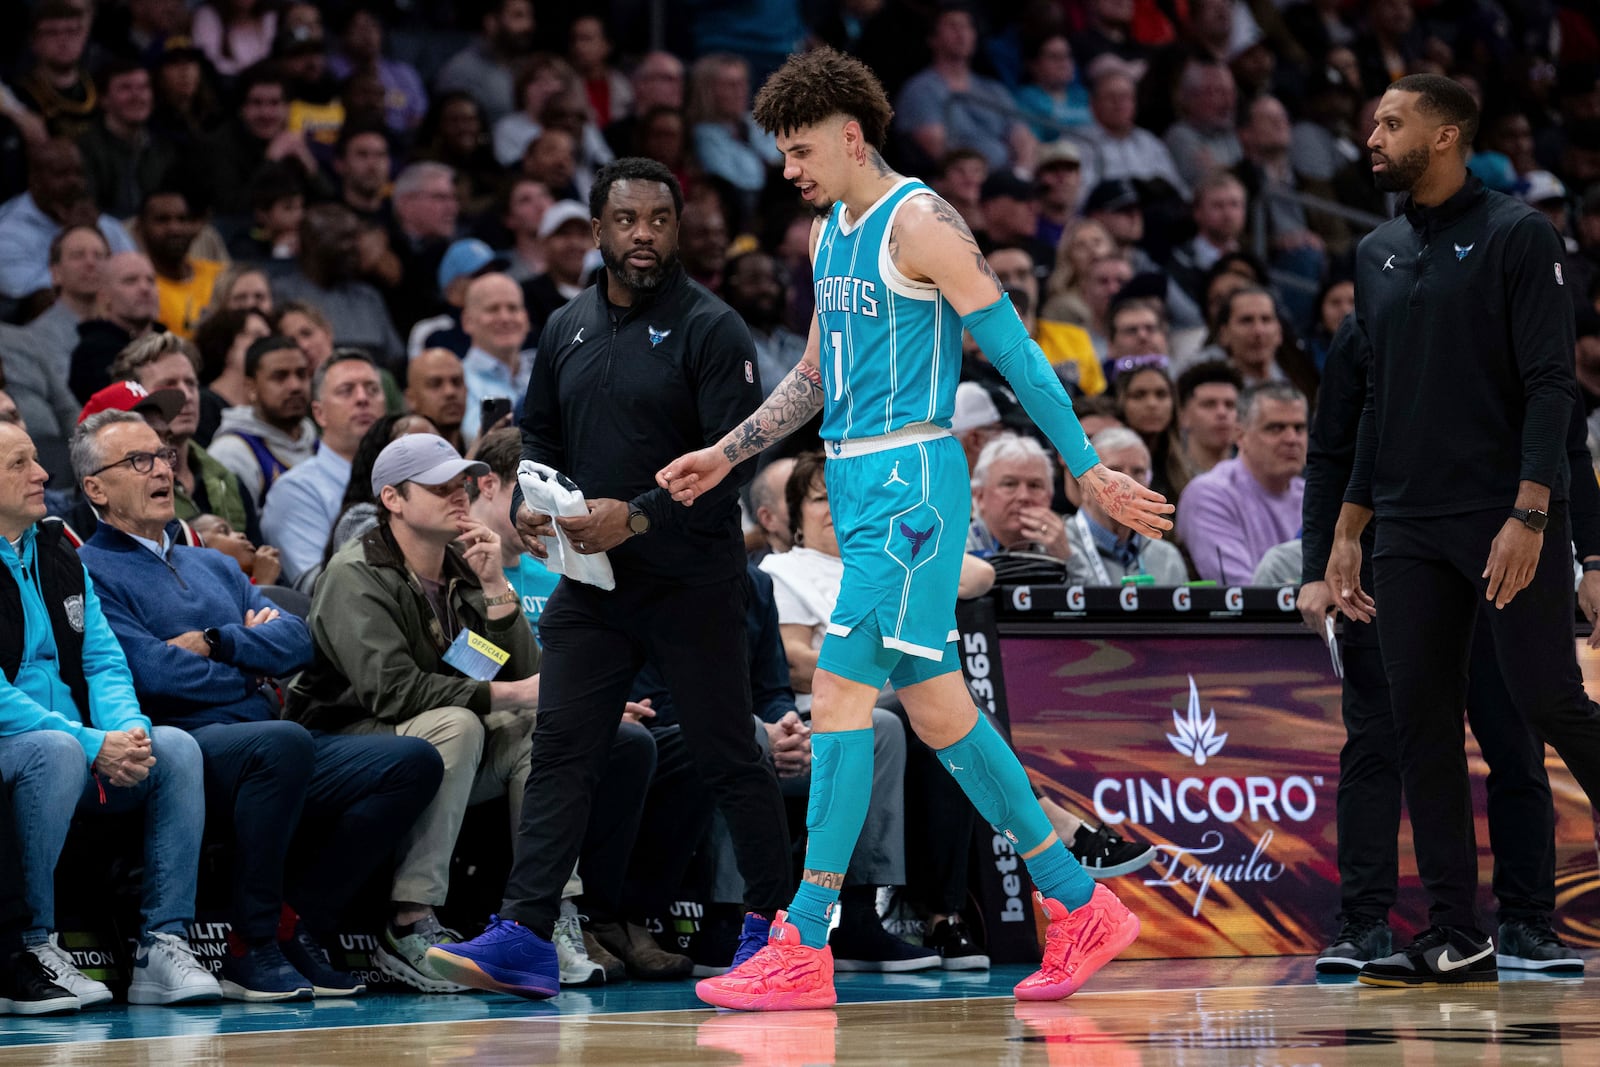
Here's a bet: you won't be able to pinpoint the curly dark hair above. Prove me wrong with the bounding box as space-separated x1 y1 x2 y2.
751 47 894 150
589 156 684 220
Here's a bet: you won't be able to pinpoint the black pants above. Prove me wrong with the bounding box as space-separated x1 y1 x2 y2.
1374 506 1600 932
623 723 722 921
0 776 27 949
1336 617 1553 926
502 575 791 937
573 720 658 925
879 695 976 916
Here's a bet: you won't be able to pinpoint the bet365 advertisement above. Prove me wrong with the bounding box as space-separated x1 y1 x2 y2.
1000 632 1600 958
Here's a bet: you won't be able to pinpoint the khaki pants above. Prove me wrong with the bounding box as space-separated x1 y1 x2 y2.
341 706 534 907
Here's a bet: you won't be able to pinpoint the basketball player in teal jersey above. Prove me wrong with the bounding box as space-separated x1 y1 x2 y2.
659 49 1174 1012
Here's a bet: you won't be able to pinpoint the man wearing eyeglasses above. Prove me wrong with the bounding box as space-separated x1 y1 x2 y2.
0 418 220 1008
287 433 542 994
74 410 444 1002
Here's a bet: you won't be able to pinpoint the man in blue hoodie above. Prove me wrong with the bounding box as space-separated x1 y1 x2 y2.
0 419 219 1009
74 410 443 1002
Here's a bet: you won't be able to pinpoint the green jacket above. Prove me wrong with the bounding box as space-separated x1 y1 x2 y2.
286 523 540 731
176 441 250 533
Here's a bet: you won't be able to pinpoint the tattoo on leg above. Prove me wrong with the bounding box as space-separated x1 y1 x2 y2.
720 364 826 465
803 869 846 891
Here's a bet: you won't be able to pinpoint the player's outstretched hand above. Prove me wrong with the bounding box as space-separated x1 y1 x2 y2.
657 446 732 507
1080 464 1175 539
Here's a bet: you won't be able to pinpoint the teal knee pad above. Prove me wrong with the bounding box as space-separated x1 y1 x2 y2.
802 727 876 873
935 714 1053 852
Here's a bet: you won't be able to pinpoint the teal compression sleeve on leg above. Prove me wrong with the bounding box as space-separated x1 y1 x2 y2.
935 714 1094 909
960 293 1101 477
788 727 876 948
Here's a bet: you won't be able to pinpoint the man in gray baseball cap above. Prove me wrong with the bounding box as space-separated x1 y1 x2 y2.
369 432 488 497
287 432 542 993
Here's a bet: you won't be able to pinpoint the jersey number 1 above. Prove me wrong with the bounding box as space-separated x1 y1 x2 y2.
828 331 844 401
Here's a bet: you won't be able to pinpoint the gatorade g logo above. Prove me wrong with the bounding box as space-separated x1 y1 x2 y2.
1172 587 1191 611
1066 586 1086 610
1119 586 1138 611
1011 586 1032 610
1276 587 1295 612
1225 586 1244 611
885 501 943 573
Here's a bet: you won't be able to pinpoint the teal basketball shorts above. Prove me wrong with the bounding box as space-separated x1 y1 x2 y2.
816 431 968 692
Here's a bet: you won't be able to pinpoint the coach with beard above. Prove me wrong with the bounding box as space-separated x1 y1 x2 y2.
428 158 793 996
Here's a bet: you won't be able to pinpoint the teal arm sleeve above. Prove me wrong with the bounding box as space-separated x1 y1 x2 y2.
960 294 1100 477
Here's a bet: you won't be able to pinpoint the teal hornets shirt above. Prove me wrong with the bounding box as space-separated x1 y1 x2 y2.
813 178 964 442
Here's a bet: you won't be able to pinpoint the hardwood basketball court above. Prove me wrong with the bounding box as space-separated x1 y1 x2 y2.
0 956 1589 1065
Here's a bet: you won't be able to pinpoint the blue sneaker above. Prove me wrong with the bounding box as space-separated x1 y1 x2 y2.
425 916 559 1000
280 923 366 997
219 935 313 1002
731 912 773 970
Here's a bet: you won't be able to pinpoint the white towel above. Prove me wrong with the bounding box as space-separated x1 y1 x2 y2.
516 461 616 591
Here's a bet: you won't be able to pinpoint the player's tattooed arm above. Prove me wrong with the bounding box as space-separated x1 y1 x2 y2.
890 195 1004 300
802 869 847 891
720 361 825 465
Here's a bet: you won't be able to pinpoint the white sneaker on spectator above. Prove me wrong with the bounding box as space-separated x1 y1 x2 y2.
554 901 605 987
127 932 223 1005
29 936 113 1007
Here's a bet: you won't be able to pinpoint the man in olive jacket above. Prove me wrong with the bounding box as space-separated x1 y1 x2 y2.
287 434 541 993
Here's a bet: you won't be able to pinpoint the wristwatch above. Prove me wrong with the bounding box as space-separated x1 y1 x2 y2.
627 505 651 536
1582 560 1600 574
484 583 518 608
203 627 224 659
1510 507 1549 533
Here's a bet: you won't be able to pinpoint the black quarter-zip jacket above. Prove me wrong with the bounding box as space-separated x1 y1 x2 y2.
1345 176 1577 518
511 263 764 586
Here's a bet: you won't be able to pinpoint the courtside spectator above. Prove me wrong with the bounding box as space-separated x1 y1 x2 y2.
952 383 1005 474
1078 65 1188 201
260 351 382 585
191 513 282 587
0 418 219 1008
1014 33 1091 143
386 162 460 334
111 333 257 540
327 6 427 136
747 456 796 560
1177 381 1307 584
604 52 685 159
967 434 1073 562
1163 59 1242 191
207 336 317 505
1168 172 1249 308
201 67 325 220
192 0 278 77
406 237 502 360
77 410 440 1002
500 177 553 282
987 245 1102 397
724 251 804 403
0 782 77 1015
1063 427 1187 584
1111 362 1190 506
194 306 272 429
1033 141 1084 251
287 434 540 991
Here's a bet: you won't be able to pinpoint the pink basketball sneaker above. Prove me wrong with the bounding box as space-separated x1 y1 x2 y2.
695 911 836 1012
1014 885 1140 1001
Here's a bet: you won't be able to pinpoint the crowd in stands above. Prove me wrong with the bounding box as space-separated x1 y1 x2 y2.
1 0 1599 1013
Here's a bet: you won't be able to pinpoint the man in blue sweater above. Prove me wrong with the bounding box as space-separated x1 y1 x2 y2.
74 410 444 1001
0 419 219 1009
